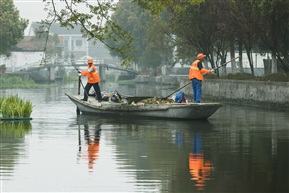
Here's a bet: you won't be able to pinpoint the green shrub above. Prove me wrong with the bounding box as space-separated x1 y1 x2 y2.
0 76 49 89
260 73 289 82
0 96 33 118
207 72 289 82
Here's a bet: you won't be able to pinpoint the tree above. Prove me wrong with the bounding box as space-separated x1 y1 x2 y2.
133 0 205 14
42 0 205 66
233 0 258 75
145 12 176 67
169 0 220 69
41 0 133 66
251 0 289 74
106 1 168 71
0 0 28 57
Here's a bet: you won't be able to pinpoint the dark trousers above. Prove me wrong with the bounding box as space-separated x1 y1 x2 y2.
83 82 102 101
192 78 202 103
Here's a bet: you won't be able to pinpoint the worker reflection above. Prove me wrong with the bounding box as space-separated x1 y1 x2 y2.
176 131 184 148
189 132 211 191
83 124 101 172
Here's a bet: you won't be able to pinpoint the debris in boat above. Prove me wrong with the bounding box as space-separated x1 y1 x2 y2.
137 97 175 104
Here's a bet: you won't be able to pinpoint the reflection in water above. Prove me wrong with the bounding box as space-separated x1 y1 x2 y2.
77 123 101 172
189 132 211 191
1 85 289 192
0 121 32 138
0 121 32 179
175 131 184 148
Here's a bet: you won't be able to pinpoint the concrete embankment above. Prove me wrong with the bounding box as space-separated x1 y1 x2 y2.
181 78 289 108
136 75 289 109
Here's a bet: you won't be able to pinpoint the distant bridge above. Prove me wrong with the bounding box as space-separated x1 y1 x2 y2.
71 63 138 75
11 59 139 82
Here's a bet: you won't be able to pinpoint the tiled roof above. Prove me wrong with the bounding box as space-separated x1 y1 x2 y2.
13 36 54 51
31 22 83 35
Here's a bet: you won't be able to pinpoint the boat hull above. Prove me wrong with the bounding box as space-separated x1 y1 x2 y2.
65 93 222 120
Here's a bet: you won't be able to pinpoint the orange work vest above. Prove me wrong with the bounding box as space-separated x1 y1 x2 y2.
81 64 101 83
188 60 211 81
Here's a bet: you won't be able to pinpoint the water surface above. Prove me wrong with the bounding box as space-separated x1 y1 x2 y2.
0 83 288 192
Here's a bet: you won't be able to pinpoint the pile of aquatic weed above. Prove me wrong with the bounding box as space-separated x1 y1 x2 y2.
0 96 33 118
138 97 175 104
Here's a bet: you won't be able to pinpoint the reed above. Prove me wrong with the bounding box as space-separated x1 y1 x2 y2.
0 95 33 118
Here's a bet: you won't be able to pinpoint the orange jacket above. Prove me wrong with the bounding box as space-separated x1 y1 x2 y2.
81 64 101 83
188 60 211 81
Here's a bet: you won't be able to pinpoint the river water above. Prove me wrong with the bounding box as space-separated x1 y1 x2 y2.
0 81 289 193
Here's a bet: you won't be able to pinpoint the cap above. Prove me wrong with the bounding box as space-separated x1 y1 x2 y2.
197 53 206 60
87 59 93 64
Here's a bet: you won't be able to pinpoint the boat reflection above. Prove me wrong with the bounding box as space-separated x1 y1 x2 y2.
75 114 215 131
189 132 212 191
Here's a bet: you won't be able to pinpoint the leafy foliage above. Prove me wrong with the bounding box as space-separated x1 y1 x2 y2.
0 0 28 56
41 0 133 66
33 0 289 76
250 0 289 72
133 0 205 14
106 1 165 70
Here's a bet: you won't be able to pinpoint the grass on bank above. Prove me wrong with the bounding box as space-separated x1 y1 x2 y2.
0 76 54 89
0 95 33 118
207 72 289 82
34 71 289 84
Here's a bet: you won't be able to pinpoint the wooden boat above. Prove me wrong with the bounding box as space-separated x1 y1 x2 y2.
65 93 222 120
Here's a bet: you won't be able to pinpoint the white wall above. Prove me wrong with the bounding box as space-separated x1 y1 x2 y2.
0 52 44 72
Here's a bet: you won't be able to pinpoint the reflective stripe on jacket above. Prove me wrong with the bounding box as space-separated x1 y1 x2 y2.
81 64 101 83
188 59 211 81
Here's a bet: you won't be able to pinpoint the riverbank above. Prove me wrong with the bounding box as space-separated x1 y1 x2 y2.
201 79 289 109
135 75 289 109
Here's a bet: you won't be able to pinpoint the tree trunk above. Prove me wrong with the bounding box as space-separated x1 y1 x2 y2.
246 50 254 76
271 52 278 74
230 40 237 73
238 41 244 72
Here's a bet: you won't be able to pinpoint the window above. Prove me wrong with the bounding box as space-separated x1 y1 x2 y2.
76 40 82 47
64 40 68 47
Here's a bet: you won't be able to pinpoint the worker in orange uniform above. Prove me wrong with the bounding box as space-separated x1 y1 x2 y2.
188 53 214 103
79 58 102 102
